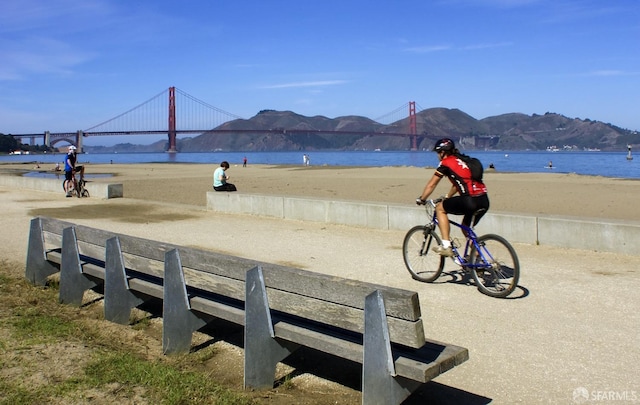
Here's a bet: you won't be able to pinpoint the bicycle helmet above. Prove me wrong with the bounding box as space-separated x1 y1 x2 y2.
68 145 77 151
433 138 455 152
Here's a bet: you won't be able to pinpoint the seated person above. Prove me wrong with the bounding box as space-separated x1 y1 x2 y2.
213 161 237 191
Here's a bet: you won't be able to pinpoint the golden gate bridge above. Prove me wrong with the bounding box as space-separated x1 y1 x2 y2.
10 87 427 152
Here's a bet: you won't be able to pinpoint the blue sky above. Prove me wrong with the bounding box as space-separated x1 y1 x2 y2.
1 0 639 146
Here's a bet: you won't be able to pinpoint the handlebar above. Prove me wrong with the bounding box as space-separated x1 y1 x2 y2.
415 197 445 206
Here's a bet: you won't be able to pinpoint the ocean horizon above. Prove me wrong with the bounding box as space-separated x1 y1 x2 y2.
2 150 638 180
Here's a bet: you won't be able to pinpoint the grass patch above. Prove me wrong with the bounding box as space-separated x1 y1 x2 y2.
84 352 252 405
0 260 255 405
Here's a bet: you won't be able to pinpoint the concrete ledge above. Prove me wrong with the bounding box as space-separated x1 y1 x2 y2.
474 212 539 245
538 216 640 255
206 192 640 255
0 175 123 199
206 192 284 217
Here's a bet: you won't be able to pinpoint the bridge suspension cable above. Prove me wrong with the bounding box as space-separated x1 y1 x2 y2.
174 88 243 130
83 87 244 134
84 89 168 132
374 102 410 125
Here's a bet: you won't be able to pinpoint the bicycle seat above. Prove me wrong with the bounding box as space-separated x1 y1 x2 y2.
471 208 487 228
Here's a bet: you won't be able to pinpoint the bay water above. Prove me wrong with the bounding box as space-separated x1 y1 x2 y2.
2 150 638 179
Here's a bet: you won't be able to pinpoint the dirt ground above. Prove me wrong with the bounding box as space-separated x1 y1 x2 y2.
1 162 639 404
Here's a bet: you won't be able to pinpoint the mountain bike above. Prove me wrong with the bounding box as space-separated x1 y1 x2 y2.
62 165 90 198
402 198 520 298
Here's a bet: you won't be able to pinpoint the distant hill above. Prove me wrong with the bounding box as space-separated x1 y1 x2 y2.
86 108 639 153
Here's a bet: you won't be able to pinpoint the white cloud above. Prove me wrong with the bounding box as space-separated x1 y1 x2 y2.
403 45 451 53
585 70 640 77
260 80 348 89
0 37 95 80
461 41 513 50
404 42 511 53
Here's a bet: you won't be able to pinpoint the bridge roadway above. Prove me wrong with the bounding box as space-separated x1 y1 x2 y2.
12 129 422 137
1 186 637 404
11 129 432 153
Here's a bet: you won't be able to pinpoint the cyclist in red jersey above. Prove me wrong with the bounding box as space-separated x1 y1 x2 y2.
416 138 490 256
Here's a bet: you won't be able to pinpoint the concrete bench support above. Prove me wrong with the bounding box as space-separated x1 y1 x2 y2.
26 218 59 286
59 226 99 306
163 248 212 355
244 266 300 389
104 237 147 324
363 290 421 404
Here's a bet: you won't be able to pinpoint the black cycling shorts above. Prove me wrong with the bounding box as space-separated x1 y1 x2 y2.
443 194 490 226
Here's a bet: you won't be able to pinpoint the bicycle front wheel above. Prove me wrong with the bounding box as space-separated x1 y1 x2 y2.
469 234 520 298
402 225 444 283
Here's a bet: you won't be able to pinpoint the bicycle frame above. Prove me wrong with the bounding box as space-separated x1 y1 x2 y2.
424 201 494 270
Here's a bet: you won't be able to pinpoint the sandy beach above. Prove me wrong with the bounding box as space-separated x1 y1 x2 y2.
1 161 639 404
4 161 637 220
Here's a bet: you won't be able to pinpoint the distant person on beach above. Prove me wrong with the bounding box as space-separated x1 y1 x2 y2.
415 138 489 257
64 145 84 197
303 154 308 166
54 162 61 172
243 156 247 167
213 161 237 191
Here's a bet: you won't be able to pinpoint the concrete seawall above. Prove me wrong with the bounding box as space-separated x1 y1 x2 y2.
207 192 640 256
0 175 123 199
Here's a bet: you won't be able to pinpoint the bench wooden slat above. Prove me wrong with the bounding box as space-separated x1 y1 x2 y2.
274 322 467 383
266 288 425 348
274 320 363 363
127 278 164 299
183 266 425 347
189 296 245 326
394 339 469 382
179 247 422 322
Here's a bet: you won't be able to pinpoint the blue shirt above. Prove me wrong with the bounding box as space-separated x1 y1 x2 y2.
64 153 76 172
213 167 227 187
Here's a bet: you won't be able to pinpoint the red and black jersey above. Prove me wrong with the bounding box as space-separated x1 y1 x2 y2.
435 155 487 196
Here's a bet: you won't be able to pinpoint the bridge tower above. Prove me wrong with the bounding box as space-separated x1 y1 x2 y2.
409 101 418 150
167 86 177 152
76 131 84 153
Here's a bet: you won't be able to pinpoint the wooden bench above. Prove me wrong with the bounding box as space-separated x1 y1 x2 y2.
26 216 468 405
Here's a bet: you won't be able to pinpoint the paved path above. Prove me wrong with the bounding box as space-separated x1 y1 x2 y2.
2 187 639 404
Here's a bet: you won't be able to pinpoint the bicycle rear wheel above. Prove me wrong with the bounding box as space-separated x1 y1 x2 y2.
402 225 444 282
469 234 520 298
64 179 78 197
